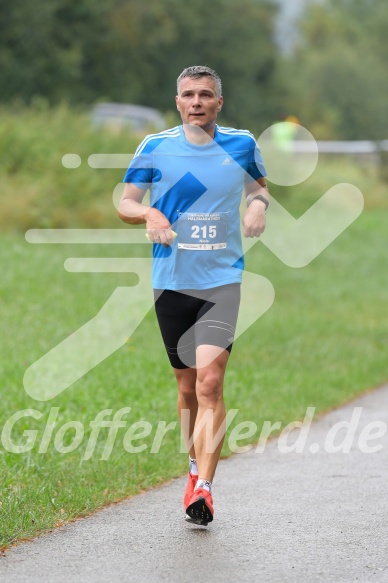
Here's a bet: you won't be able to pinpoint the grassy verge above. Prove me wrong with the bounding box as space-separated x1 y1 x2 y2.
1 103 387 231
0 103 141 231
0 105 387 547
1 206 387 547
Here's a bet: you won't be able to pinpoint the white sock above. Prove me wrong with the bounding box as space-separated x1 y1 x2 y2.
189 457 198 476
195 478 212 492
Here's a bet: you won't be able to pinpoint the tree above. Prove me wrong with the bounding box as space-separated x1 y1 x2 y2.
284 0 388 139
0 0 106 102
0 0 284 132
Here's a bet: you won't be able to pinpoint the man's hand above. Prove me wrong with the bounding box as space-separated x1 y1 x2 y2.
242 199 267 238
145 207 175 247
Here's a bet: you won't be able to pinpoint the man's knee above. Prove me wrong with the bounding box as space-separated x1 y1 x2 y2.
175 369 197 400
196 368 224 405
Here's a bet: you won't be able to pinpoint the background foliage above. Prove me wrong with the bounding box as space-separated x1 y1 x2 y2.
1 0 387 137
285 0 388 139
0 0 280 132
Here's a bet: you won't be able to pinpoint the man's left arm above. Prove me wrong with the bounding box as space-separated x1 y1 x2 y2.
242 177 269 238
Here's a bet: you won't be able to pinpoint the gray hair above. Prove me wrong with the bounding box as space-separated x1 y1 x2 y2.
177 66 222 98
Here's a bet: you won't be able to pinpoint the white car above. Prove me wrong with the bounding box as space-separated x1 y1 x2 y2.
91 102 167 133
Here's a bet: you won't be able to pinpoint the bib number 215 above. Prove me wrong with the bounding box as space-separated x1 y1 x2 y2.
192 225 217 239
177 211 228 250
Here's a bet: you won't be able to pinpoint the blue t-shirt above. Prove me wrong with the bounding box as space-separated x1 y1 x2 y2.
123 124 267 290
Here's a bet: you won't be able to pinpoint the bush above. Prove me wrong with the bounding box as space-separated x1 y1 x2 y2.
0 103 140 230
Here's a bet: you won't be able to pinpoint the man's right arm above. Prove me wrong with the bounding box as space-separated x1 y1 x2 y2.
118 183 174 246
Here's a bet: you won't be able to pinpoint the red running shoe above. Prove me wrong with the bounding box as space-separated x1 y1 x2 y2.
185 488 214 526
183 472 198 509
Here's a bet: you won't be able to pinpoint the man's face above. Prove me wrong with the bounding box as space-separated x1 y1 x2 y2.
176 76 223 135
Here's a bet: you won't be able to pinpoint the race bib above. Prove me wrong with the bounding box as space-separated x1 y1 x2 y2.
176 212 228 250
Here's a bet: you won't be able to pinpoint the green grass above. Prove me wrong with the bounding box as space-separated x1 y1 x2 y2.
0 102 142 231
1 103 387 231
1 207 387 547
0 105 387 547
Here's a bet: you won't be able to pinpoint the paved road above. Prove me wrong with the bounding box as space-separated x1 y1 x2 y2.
1 385 388 583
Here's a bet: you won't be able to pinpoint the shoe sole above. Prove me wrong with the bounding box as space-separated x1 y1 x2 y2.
185 496 213 526
185 515 208 527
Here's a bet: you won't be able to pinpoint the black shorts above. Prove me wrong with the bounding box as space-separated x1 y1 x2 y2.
153 283 241 369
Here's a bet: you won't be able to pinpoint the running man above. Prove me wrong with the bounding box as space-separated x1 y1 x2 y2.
118 65 269 525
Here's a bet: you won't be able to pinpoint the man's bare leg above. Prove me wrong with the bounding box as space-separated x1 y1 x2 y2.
193 345 229 482
174 346 229 478
174 366 198 459
174 345 229 525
